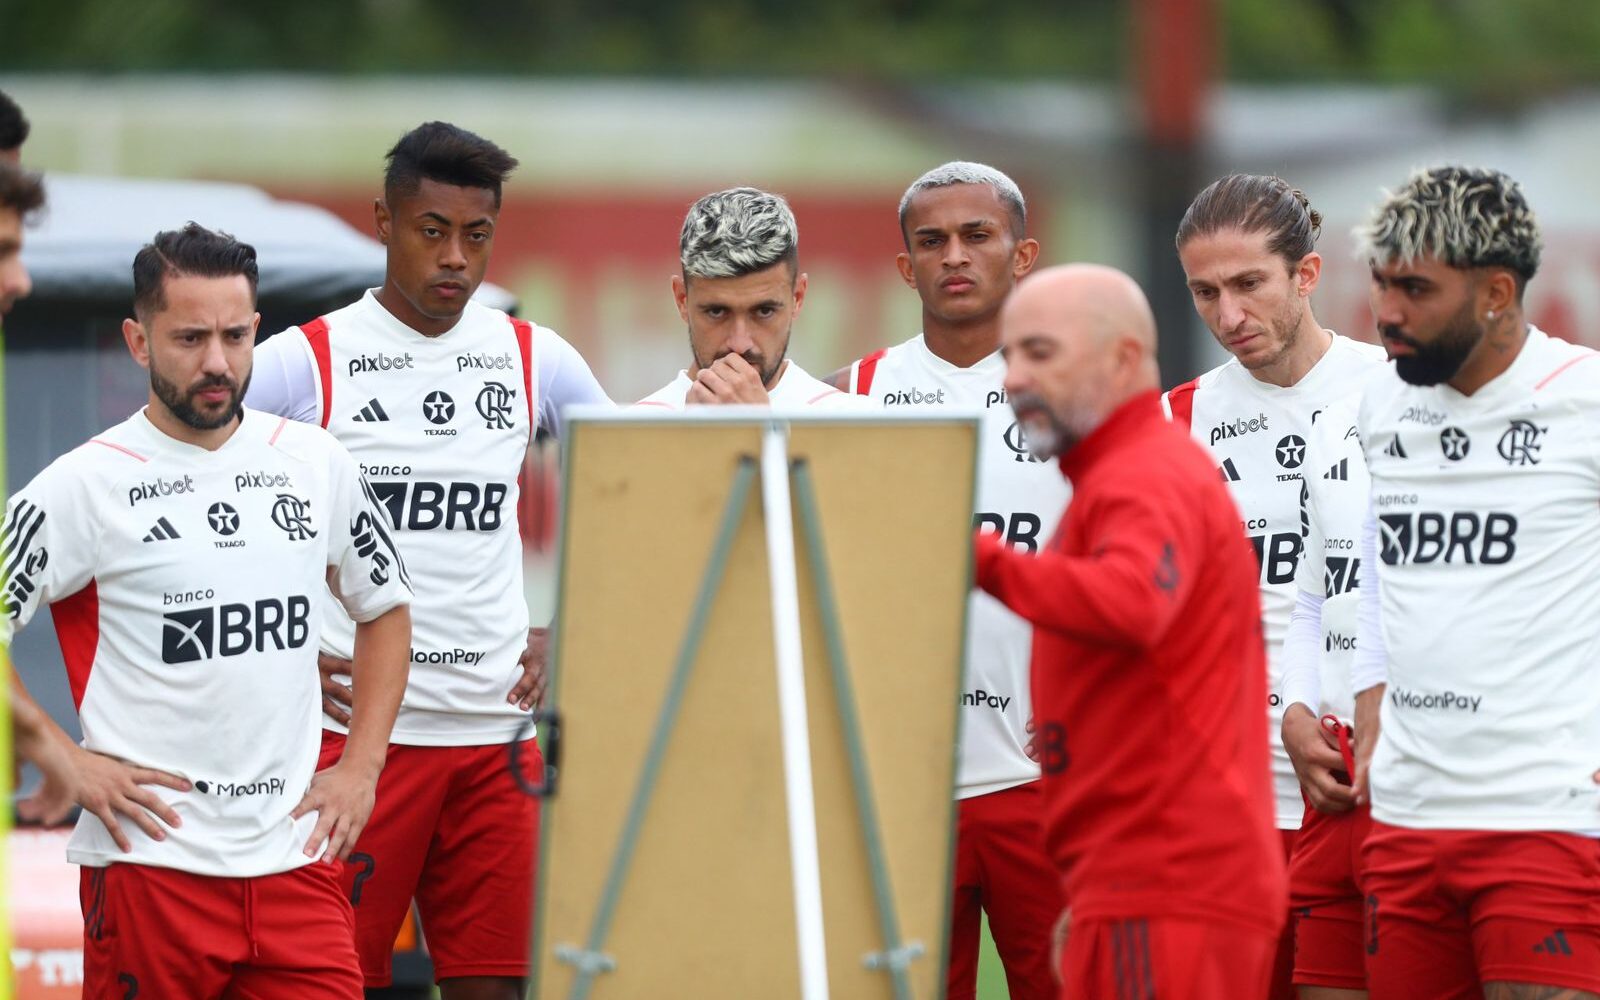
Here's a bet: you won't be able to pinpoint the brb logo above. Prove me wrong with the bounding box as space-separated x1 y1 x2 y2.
1378 511 1518 565
348 353 415 377
369 481 508 532
474 381 517 430
161 595 312 664
1248 529 1302 585
976 511 1043 553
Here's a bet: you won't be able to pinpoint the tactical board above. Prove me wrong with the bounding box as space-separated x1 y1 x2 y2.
533 410 979 1000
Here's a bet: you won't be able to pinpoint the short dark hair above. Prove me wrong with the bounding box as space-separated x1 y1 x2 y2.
0 164 46 218
383 122 519 208
132 223 259 321
0 91 28 152
1175 173 1322 271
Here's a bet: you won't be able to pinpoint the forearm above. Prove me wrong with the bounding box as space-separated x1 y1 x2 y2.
1281 589 1325 716
975 533 1171 646
11 664 74 757
340 605 411 775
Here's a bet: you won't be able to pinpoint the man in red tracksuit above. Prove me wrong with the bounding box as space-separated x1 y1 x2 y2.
975 263 1288 1000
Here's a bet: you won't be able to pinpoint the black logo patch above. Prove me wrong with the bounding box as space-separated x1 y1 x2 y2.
270 494 317 541
422 391 456 425
207 502 240 536
1439 426 1470 461
474 381 516 430
1275 435 1306 469
1497 420 1546 466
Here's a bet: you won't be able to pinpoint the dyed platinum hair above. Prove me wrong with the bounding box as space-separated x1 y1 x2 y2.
898 161 1027 240
679 187 799 280
1358 165 1542 288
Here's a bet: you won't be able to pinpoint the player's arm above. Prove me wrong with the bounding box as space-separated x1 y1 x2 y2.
1351 502 1387 805
243 328 320 424
291 459 414 862
974 485 1196 647
1282 479 1355 813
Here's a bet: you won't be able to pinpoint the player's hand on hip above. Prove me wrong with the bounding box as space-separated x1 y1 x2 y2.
65 745 190 852
508 626 549 711
317 651 355 726
1351 684 1386 806
687 354 770 405
1281 703 1355 814
291 760 379 863
1050 907 1071 985
14 716 94 827
1024 715 1039 763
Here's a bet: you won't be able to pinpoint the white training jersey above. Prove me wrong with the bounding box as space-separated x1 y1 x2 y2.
847 336 1073 799
1163 333 1387 827
1359 327 1600 832
1290 394 1368 723
246 290 611 745
636 359 863 410
0 409 410 877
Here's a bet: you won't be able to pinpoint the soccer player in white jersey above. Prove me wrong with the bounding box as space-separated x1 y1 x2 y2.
638 186 858 409
1163 174 1387 1000
1351 166 1600 999
1 224 413 998
826 162 1066 1000
245 122 612 1000
1280 391 1375 1000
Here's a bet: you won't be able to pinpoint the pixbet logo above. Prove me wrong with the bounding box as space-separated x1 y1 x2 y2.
882 387 946 406
1209 412 1269 446
235 471 293 492
984 389 1008 408
160 596 312 664
128 475 195 507
457 352 514 373
348 352 415 377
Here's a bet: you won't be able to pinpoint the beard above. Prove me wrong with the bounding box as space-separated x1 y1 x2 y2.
1235 295 1305 372
1382 299 1482 387
694 335 789 388
151 365 250 431
1010 390 1104 461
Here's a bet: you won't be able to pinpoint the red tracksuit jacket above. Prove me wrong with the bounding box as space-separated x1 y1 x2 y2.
976 390 1288 935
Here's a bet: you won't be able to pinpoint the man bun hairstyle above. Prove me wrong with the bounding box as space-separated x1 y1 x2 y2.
1357 165 1541 294
132 222 259 321
679 187 799 281
384 121 520 208
1176 173 1322 271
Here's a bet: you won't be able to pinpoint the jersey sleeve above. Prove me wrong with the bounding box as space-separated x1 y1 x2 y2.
323 445 412 623
245 329 321 425
0 463 100 648
1351 503 1388 695
534 327 612 438
974 484 1197 647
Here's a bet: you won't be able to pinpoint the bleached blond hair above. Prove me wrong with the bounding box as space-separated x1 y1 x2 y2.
899 161 1027 241
1357 165 1542 289
679 187 799 281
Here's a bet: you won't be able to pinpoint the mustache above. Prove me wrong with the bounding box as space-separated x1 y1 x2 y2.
714 349 764 367
1009 391 1052 415
1378 324 1424 350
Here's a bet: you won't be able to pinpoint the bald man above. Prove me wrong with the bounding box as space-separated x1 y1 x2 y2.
974 265 1288 1000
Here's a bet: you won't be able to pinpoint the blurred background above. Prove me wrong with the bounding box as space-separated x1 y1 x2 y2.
7 0 1600 995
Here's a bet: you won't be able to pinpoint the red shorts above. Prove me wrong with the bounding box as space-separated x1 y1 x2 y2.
1362 821 1600 998
1061 916 1277 1000
317 732 539 986
1267 828 1297 1000
1288 802 1372 990
947 781 1063 1000
79 860 361 999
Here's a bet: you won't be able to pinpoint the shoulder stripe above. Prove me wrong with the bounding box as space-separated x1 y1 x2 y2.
853 348 888 396
807 388 843 405
50 581 101 711
1534 351 1599 391
300 317 333 429
268 416 289 446
510 317 537 435
1164 378 1199 428
1 500 44 584
87 439 149 462
634 400 673 408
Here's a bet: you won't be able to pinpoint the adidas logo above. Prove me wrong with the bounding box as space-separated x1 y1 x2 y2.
1383 435 1408 458
1323 458 1349 481
1218 458 1241 483
142 517 181 542
353 399 390 423
1533 929 1573 956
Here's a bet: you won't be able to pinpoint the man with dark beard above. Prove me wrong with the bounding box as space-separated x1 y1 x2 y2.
975 263 1286 1000
0 223 413 998
638 186 861 409
1352 166 1600 1000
